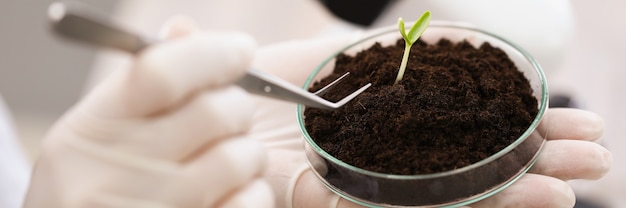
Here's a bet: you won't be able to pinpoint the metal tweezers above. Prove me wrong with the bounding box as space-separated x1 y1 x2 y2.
47 2 370 110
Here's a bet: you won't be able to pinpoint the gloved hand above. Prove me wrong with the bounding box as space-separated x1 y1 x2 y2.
24 18 274 208
248 32 613 207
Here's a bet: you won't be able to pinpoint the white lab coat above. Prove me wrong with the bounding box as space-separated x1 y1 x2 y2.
0 95 31 208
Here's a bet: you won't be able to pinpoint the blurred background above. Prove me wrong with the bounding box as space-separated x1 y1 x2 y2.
0 0 119 155
1 0 624 207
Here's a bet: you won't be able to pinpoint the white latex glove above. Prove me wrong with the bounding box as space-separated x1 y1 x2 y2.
24 19 273 208
248 33 613 207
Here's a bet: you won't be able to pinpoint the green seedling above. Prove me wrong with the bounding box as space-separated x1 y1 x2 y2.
395 11 431 84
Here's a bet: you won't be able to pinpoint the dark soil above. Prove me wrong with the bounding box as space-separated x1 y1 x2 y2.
304 38 538 175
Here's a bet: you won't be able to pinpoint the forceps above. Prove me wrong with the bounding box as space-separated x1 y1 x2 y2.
47 2 371 110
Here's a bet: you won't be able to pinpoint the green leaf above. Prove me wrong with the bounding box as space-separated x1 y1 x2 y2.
398 17 408 42
406 11 431 44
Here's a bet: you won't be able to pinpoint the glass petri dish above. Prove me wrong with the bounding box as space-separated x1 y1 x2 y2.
297 22 549 207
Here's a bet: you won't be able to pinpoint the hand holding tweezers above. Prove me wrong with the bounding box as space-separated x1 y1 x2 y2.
47 2 370 110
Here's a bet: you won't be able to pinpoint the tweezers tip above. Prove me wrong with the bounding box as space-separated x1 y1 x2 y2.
335 83 372 106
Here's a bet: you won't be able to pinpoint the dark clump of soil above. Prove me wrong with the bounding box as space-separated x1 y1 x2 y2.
304 38 538 175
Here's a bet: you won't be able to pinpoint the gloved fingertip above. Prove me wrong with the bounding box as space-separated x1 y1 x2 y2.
131 31 258 114
553 179 576 207
593 143 613 179
158 15 199 40
216 31 258 65
582 110 605 140
185 31 257 87
541 109 606 141
217 179 275 208
215 138 267 181
203 87 257 134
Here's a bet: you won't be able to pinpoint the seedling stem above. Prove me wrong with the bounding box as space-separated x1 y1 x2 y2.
395 11 431 84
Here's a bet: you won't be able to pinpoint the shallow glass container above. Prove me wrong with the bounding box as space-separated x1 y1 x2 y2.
297 22 549 207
